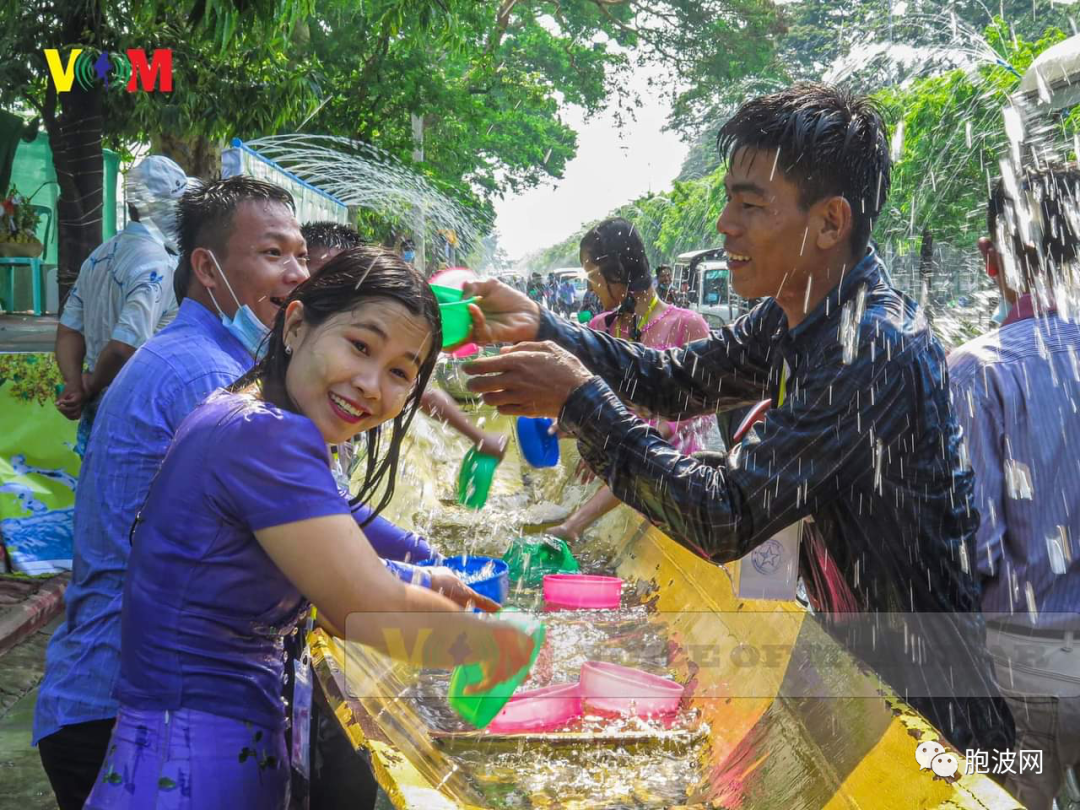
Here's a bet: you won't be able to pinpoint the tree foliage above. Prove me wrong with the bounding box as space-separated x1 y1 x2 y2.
0 0 784 286
533 8 1077 275
876 20 1069 250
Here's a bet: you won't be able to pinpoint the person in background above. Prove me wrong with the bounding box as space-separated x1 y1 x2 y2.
675 279 691 308
948 165 1080 810
543 272 558 310
400 237 416 264
461 83 1015 756
81 248 536 810
527 273 544 304
303 221 507 460
549 218 711 543
556 275 577 317
656 264 675 303
54 155 192 453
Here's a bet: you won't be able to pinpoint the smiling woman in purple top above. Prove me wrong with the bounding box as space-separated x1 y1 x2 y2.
83 247 538 810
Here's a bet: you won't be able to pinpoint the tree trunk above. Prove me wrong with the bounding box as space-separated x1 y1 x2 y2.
46 82 104 309
918 226 934 281
151 131 220 180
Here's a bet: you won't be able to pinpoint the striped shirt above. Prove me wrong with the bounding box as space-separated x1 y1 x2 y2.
948 299 1080 630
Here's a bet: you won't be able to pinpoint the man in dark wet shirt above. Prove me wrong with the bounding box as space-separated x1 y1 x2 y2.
461 83 1015 755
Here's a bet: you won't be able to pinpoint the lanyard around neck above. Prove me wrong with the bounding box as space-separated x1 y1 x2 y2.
616 294 660 339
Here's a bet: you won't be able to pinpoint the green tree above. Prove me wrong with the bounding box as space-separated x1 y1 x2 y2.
875 20 1069 251
0 0 311 298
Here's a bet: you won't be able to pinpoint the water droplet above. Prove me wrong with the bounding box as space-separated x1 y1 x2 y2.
1004 459 1034 500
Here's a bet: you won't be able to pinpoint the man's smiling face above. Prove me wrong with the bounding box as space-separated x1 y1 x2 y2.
716 147 819 301
215 200 309 327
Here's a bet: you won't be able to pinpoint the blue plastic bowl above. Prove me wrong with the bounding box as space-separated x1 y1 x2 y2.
516 417 560 468
418 555 509 605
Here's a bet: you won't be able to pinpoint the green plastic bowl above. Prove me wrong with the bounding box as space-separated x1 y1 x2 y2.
577 310 592 323
430 283 464 305
429 283 476 348
440 299 475 349
458 447 499 510
447 608 546 729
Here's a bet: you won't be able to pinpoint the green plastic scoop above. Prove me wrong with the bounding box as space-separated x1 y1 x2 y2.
457 447 499 510
430 284 476 348
502 537 580 587
447 608 546 729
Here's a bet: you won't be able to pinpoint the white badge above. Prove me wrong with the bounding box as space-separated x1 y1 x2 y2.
738 520 803 601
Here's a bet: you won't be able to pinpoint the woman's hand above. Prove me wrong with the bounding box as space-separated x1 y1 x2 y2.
464 621 539 694
572 457 595 485
427 568 501 613
461 279 543 345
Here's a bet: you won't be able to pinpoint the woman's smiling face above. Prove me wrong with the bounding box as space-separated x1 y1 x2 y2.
281 299 434 444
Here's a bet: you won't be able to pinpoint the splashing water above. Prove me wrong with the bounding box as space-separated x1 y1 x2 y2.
242 134 491 266
839 284 869 365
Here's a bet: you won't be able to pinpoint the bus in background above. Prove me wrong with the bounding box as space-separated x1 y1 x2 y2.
671 248 748 327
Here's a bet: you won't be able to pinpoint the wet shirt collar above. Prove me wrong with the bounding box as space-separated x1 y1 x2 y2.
1001 292 1056 327
782 248 882 344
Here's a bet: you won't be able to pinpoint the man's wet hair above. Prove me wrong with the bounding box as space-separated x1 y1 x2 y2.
175 176 295 302
302 221 364 253
988 163 1080 286
717 82 891 257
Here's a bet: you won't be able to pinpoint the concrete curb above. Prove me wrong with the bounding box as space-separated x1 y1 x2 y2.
0 574 68 657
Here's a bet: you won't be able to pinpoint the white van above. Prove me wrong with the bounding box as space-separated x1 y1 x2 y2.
672 248 746 327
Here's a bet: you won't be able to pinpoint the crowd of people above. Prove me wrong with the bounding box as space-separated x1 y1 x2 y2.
34 79 1078 810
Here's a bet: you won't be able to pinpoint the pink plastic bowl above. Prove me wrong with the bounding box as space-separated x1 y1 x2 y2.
450 342 479 359
542 574 622 610
579 661 684 717
486 682 582 734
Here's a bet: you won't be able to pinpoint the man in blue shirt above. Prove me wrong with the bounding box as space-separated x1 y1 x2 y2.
949 166 1080 809
53 155 192 454
463 84 1014 755
34 176 310 810
557 276 577 316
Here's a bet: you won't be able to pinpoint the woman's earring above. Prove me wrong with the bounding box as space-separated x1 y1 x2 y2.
285 344 293 356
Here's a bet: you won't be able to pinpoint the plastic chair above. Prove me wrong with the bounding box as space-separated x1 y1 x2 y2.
0 204 51 316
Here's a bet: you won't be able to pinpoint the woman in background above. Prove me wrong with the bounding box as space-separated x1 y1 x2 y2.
549 218 713 542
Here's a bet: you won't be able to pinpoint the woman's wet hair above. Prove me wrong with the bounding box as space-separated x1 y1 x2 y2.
232 246 442 522
717 82 891 257
579 217 652 341
175 177 296 302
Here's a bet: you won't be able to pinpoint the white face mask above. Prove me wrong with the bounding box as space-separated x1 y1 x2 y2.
991 297 1010 326
205 250 271 360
